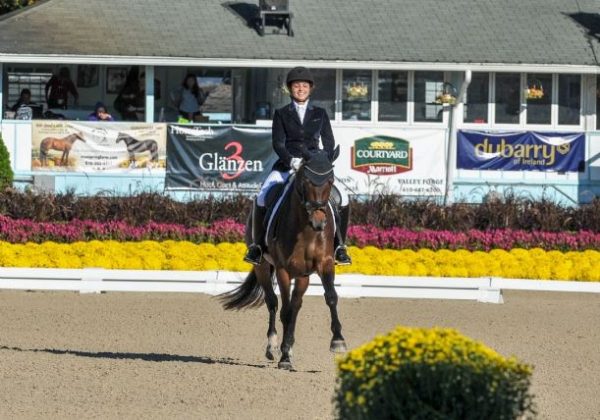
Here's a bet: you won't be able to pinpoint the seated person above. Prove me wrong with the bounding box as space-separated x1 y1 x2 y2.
88 102 114 121
11 88 36 111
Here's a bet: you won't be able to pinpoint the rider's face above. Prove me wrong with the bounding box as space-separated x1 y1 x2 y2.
290 81 312 104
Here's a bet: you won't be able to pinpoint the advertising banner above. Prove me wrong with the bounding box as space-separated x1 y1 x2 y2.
166 125 276 191
334 127 447 196
31 121 167 172
457 130 585 172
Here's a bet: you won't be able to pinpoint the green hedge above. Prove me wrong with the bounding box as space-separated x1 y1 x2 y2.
335 327 535 420
0 133 14 190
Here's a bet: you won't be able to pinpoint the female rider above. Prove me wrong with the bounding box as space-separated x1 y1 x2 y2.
244 67 352 266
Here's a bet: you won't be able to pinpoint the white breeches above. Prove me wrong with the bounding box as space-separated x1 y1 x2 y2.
256 170 349 207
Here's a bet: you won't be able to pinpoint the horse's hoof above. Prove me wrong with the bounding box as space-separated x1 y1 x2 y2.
265 346 280 361
278 360 293 370
330 340 348 353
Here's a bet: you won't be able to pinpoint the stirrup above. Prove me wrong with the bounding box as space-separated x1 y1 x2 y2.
244 244 263 265
334 245 352 266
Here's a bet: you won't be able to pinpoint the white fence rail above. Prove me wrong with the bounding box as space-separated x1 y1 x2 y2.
2 268 600 304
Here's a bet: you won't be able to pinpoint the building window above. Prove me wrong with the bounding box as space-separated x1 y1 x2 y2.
526 73 552 125
7 71 52 106
494 73 520 124
558 74 581 126
414 71 443 122
377 71 408 122
342 70 372 121
310 69 336 118
464 72 489 124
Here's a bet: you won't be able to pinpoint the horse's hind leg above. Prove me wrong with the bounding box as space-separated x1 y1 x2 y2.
278 273 309 370
320 269 347 353
259 264 279 360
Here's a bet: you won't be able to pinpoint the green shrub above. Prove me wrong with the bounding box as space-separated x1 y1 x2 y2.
335 327 535 420
0 133 14 190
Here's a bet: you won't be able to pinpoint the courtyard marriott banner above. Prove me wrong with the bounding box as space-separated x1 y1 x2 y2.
166 125 276 191
31 121 167 172
334 127 447 196
457 130 585 172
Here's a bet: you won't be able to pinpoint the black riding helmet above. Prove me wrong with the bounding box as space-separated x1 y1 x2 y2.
286 67 314 87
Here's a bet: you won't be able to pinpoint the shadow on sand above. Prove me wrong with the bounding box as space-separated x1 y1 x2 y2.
0 345 322 373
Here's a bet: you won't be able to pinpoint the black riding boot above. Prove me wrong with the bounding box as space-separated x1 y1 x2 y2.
244 200 267 265
334 205 352 265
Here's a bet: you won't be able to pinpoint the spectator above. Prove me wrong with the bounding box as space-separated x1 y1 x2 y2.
45 67 79 109
174 74 207 122
88 102 113 121
11 88 36 112
114 67 144 121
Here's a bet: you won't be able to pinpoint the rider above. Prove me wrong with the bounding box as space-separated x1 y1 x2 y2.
244 66 352 266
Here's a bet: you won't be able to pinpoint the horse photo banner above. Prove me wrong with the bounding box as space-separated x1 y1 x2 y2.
31 121 167 172
333 127 447 196
166 125 276 191
457 130 585 172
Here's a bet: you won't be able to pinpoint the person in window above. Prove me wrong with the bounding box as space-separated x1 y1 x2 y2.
11 88 36 111
174 74 207 122
244 67 352 266
114 67 145 121
45 67 79 109
88 102 113 121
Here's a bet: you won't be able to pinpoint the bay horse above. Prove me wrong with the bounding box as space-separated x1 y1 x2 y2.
40 132 85 166
220 150 347 370
116 133 159 166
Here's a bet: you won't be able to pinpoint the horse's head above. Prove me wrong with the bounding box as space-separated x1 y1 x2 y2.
116 133 125 143
74 131 86 142
295 151 335 231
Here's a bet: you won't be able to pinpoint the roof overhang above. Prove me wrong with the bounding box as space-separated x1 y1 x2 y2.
1 54 598 74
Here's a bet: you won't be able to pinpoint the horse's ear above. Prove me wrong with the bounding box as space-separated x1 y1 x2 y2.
330 145 340 162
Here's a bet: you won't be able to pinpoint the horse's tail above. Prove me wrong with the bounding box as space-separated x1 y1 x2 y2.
219 268 265 310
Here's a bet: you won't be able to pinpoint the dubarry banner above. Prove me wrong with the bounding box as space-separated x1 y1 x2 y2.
334 127 447 196
32 121 167 172
457 130 585 172
166 125 276 191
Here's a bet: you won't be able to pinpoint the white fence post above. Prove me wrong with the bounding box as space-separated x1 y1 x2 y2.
80 268 104 294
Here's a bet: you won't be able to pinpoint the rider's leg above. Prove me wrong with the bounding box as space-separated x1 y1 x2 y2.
244 198 267 265
332 184 352 265
244 170 288 265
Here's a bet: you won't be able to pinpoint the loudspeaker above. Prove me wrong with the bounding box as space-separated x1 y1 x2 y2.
259 0 289 11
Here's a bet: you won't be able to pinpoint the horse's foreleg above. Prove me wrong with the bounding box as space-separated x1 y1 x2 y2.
61 150 68 166
279 274 309 370
276 268 293 369
320 269 347 353
259 264 279 361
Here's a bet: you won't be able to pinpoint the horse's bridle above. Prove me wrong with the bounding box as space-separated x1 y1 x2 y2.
295 165 334 216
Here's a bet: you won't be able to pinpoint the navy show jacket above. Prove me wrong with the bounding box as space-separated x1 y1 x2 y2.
271 102 335 171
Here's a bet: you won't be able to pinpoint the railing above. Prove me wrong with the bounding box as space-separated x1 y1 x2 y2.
1 268 600 304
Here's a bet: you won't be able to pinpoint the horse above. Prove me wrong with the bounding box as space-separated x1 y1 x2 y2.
39 132 85 166
220 150 347 370
116 133 159 166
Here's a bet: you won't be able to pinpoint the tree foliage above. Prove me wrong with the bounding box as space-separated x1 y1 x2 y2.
0 0 38 15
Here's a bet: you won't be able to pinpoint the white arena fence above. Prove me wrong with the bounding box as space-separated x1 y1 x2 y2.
1 268 600 304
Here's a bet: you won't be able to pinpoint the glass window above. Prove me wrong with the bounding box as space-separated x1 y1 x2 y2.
558 74 580 125
310 69 336 118
342 70 372 121
495 73 520 124
414 71 443 122
464 72 489 123
378 71 408 122
526 73 552 125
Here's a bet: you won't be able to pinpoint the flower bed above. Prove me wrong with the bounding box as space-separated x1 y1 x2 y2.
1 241 599 281
335 327 534 419
2 216 600 252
